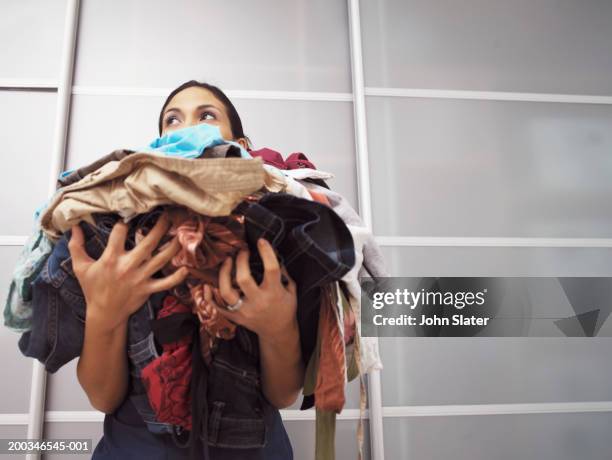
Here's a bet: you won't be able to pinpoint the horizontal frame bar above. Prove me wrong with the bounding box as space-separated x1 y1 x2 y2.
383 401 612 417
72 86 353 102
0 409 370 425
3 401 612 425
366 87 612 104
0 236 28 246
4 83 612 105
375 236 612 248
0 80 57 91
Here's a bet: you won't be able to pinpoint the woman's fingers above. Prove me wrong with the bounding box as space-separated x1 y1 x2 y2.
257 238 281 288
127 212 171 269
105 220 129 257
67 224 94 276
203 283 221 310
280 264 297 295
218 257 242 305
207 284 242 323
141 235 181 277
146 266 189 294
235 249 259 298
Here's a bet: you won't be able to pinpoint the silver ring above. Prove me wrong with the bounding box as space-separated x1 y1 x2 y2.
226 297 243 312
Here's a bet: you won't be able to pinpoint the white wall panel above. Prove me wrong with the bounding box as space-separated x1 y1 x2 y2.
366 97 612 238
0 1 66 82
380 337 612 407
74 0 351 92
0 92 57 235
379 246 612 278
361 0 612 95
383 413 612 460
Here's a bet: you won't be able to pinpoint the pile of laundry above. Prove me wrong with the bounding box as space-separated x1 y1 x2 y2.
3 123 386 460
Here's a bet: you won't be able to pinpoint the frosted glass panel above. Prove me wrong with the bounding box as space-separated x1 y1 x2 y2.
378 247 612 410
383 414 612 460
367 97 612 238
75 0 351 92
361 0 612 95
378 246 612 278
0 426 27 443
0 91 57 235
380 337 612 406
0 0 66 81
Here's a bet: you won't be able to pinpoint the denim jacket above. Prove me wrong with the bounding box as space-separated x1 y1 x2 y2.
17 212 179 435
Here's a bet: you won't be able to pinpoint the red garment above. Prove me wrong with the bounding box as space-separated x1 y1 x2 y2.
248 148 288 170
314 284 346 413
140 206 249 364
141 295 194 431
285 152 316 170
248 147 318 170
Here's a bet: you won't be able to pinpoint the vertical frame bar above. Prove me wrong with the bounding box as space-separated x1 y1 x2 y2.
26 1 80 458
347 0 385 459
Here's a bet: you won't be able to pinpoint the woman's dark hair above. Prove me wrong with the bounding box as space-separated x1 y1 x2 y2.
158 80 251 148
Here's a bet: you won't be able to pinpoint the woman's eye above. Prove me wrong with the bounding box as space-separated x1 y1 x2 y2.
200 111 216 121
165 115 179 126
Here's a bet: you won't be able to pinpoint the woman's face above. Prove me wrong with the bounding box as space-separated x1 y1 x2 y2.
160 86 248 149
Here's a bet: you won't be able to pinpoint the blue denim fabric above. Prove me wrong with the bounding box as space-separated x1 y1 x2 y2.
17 210 177 436
125 289 174 435
150 313 284 458
91 397 293 460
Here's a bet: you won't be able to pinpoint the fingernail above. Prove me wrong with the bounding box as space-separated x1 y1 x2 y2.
258 238 265 246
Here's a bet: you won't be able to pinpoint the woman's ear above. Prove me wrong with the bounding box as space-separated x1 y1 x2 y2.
236 137 250 150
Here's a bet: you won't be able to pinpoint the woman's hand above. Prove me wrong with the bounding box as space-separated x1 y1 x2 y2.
203 238 298 342
204 238 303 408
68 212 189 333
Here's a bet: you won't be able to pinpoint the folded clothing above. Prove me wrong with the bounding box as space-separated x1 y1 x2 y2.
39 154 284 241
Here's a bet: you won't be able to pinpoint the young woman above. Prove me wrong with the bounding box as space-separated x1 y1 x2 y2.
71 81 303 459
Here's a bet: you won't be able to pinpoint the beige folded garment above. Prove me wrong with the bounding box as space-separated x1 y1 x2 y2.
40 153 286 241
